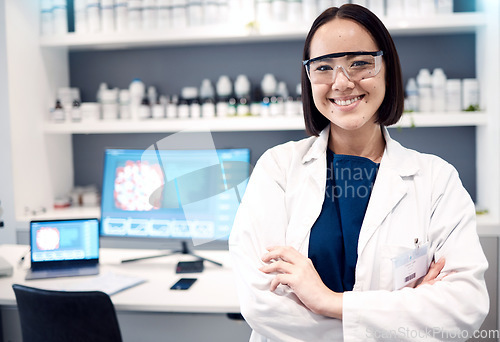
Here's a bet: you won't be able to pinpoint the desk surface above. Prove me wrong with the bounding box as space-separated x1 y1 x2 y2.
0 244 242 314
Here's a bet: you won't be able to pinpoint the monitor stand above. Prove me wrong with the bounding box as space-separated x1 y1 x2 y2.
120 241 223 267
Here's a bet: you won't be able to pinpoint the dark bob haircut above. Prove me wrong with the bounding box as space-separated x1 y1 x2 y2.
301 4 404 136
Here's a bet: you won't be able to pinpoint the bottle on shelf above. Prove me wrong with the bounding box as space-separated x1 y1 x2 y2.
256 0 272 25
201 96 216 118
40 0 53 36
250 87 263 116
216 75 233 118
276 81 288 99
152 95 166 119
74 0 88 34
119 89 131 119
129 78 145 120
432 68 447 112
302 0 318 23
272 0 288 23
445 79 461 112
166 94 179 118
101 88 119 120
318 0 332 13
177 97 190 118
269 95 284 117
138 95 152 119
115 0 129 32
368 0 385 18
403 0 419 18
87 0 102 33
261 73 278 98
52 0 68 34
147 86 157 108
200 79 216 118
101 0 116 32
128 0 143 30
287 0 302 23
419 0 436 16
405 77 419 112
52 99 65 122
190 97 202 118
351 0 368 7
158 0 172 29
260 96 270 117
462 79 480 111
143 0 158 30
416 68 432 113
228 97 238 116
80 103 100 122
235 74 251 117
181 86 200 118
96 82 108 105
436 0 453 15
386 0 404 18
282 82 301 117
172 0 188 28
295 83 303 116
218 0 230 24
71 99 82 122
204 0 219 26
187 0 203 27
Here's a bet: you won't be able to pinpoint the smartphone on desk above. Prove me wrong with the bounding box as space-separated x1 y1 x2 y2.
170 278 197 290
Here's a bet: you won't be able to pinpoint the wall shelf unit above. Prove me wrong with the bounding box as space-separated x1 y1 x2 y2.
5 1 499 230
42 112 487 134
21 206 101 223
39 12 486 51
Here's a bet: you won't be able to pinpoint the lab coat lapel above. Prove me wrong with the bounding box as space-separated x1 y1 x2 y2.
357 128 418 256
292 150 326 250
287 128 329 250
357 165 408 256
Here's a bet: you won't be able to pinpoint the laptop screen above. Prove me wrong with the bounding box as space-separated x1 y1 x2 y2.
30 218 99 268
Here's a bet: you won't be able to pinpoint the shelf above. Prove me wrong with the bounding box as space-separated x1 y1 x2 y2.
396 112 488 128
378 12 486 35
42 112 487 134
39 12 486 51
43 116 306 133
19 206 101 222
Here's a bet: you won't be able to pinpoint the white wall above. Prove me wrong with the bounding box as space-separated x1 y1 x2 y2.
4 0 71 223
0 0 15 243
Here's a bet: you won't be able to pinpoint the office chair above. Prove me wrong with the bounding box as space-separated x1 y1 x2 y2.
12 284 123 342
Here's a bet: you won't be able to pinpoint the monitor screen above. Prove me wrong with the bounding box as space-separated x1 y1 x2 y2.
30 218 99 263
100 148 250 246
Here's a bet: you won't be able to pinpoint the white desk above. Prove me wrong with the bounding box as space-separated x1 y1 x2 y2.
0 244 251 342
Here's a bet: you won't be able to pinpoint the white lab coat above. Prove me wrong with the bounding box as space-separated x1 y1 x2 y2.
229 126 489 342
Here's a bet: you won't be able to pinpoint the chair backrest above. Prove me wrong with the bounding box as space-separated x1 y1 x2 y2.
12 284 123 342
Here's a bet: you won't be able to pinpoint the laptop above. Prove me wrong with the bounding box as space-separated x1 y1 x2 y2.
25 218 100 280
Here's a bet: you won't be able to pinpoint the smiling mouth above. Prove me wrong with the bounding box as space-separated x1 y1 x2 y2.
330 95 364 106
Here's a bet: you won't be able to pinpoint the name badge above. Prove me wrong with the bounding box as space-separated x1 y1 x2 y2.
392 243 428 290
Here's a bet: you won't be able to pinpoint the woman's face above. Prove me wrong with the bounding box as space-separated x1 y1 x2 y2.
308 18 386 132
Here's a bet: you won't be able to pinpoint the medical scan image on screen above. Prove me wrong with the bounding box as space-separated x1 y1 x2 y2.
100 148 251 242
31 220 99 262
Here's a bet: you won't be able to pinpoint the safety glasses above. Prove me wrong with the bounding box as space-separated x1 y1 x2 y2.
303 51 384 84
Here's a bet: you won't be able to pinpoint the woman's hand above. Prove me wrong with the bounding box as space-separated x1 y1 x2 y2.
417 258 448 287
259 246 343 319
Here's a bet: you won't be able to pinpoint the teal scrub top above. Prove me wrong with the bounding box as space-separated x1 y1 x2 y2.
308 150 379 292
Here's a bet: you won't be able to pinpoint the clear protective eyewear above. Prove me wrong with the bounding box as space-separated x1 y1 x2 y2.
303 51 384 84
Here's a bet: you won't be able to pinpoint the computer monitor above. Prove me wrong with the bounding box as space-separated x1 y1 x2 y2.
100 148 251 249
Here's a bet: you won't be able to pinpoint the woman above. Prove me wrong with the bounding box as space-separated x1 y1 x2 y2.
229 4 489 342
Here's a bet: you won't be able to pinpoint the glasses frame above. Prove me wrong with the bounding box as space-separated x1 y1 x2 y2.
303 50 384 81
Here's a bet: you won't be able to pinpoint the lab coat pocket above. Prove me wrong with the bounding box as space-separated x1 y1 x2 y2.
379 244 428 291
